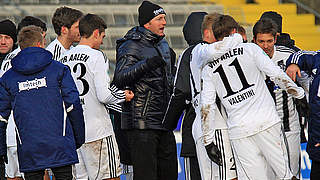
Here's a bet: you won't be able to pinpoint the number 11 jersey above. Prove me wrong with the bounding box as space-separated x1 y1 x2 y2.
60 44 120 143
201 43 304 140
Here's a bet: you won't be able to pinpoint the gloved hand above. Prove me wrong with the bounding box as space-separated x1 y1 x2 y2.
205 142 222 166
295 96 309 118
146 56 166 69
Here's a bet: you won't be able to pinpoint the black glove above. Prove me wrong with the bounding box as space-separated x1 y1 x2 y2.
146 56 166 69
295 96 309 118
205 142 222 166
0 155 7 180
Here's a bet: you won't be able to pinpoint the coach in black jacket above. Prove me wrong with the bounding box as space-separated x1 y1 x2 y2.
113 1 177 180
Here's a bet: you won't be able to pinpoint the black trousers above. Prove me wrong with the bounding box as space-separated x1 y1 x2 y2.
311 160 320 180
126 129 178 180
24 165 72 180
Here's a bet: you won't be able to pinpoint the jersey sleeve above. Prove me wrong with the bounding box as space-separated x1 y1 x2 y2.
253 45 305 99
201 65 218 146
193 33 243 68
109 84 125 103
93 53 123 104
286 51 319 75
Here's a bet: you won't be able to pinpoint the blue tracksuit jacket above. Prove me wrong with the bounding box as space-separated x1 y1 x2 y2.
0 47 85 172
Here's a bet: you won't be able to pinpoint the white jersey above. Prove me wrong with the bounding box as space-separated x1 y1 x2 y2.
188 33 243 141
0 47 20 77
0 47 21 147
60 44 123 143
46 38 69 61
201 43 304 140
271 45 300 132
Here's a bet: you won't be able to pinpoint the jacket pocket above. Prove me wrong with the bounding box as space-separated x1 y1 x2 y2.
142 91 152 117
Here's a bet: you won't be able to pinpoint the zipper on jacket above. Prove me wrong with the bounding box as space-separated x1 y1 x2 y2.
15 126 22 145
142 91 152 117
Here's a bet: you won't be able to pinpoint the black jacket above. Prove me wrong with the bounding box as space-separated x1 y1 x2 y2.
114 26 175 130
163 12 207 157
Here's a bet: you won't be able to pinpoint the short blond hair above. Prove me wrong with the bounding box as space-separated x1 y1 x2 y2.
18 25 43 50
201 13 222 34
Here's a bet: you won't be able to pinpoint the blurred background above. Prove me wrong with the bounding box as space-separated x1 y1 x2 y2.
1 0 320 68
0 0 318 179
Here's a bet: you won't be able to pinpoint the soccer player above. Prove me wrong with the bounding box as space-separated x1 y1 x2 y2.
46 6 82 60
164 12 243 180
60 13 132 180
286 50 320 179
252 18 305 178
0 25 85 180
201 15 304 179
106 83 133 180
0 16 47 180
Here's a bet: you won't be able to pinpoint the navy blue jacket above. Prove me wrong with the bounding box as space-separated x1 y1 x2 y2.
287 50 320 161
0 47 85 172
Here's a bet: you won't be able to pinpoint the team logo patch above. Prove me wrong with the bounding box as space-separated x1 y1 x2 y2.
18 77 47 92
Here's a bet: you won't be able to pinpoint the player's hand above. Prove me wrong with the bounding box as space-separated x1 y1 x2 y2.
295 96 309 118
315 143 320 147
125 90 134 102
286 64 301 82
205 142 222 166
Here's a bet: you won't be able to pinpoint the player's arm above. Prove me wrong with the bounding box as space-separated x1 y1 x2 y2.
201 65 218 146
0 78 12 166
60 65 85 149
193 33 243 68
114 54 166 88
108 84 134 103
286 51 318 81
94 54 126 104
253 45 305 99
201 65 222 166
163 50 190 130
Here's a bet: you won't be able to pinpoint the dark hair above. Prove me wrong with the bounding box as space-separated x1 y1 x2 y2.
253 18 278 40
18 16 47 33
52 6 83 35
260 11 282 33
79 14 107 38
212 15 238 41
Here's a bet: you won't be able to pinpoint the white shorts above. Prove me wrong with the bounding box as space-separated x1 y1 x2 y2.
5 146 23 178
75 135 122 179
285 131 300 177
195 129 237 180
231 123 293 180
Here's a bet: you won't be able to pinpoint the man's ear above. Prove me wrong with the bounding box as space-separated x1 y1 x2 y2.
144 23 150 29
274 34 277 44
93 29 100 39
61 26 68 35
203 29 209 39
231 28 237 34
